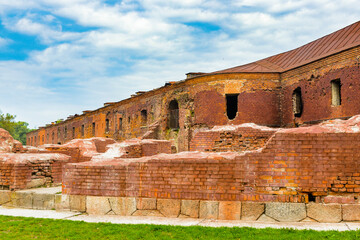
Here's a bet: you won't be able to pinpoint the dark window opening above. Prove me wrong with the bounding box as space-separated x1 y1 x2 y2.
81 125 85 137
92 122 95 136
42 135 44 143
52 132 55 144
47 133 49 143
105 119 110 132
292 87 303 117
119 118 123 131
308 193 316 202
226 94 239 120
64 127 67 139
141 110 147 126
331 79 341 106
57 128 60 139
72 127 75 139
34 136 37 145
128 117 131 123
168 100 179 129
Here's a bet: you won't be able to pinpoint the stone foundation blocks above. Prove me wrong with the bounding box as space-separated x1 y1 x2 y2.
307 203 342 223
86 196 111 215
180 200 199 218
109 197 136 216
241 202 264 221
136 198 157 210
10 192 33 209
342 205 360 221
218 201 241 220
69 195 86 212
265 202 306 222
0 190 11 205
199 201 219 219
33 193 55 210
55 194 70 211
157 199 181 218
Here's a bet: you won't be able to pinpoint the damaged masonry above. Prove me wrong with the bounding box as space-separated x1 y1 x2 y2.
1 21 360 223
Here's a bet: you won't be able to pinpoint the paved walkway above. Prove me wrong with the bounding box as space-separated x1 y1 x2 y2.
1 206 360 231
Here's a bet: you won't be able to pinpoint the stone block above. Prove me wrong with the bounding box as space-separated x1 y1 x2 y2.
257 214 277 222
342 205 360 221
265 202 306 222
241 202 264 221
307 203 341 223
218 201 241 220
109 197 136 216
26 179 46 189
0 191 11 205
199 201 219 219
132 210 164 217
301 217 317 222
157 199 181 218
181 200 199 218
136 198 156 210
55 194 70 211
12 192 33 209
69 195 86 212
33 193 55 210
86 196 111 215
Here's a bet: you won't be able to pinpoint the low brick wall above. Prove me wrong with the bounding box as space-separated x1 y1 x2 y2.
190 124 277 152
0 153 70 190
63 130 360 203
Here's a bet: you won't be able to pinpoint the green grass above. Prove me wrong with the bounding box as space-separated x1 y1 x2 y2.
0 215 360 240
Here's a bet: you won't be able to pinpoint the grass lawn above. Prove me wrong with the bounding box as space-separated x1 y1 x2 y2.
0 215 360 240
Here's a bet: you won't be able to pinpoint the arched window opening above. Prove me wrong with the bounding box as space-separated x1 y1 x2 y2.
331 79 341 106
226 94 239 120
105 119 110 132
292 87 303 117
168 100 179 129
119 118 123 131
141 110 147 126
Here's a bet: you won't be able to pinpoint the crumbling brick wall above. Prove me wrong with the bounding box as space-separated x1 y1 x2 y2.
62 123 360 203
0 153 70 190
190 125 277 152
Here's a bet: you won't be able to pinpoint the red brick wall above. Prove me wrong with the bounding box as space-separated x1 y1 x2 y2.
190 126 276 152
282 66 360 126
62 130 360 203
0 161 13 189
0 154 70 190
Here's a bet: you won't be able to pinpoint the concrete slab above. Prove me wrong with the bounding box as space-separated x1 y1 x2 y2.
0 206 79 219
70 214 203 226
199 220 352 231
16 186 62 195
0 206 360 231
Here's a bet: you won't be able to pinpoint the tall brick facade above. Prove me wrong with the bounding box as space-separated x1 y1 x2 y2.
26 21 360 152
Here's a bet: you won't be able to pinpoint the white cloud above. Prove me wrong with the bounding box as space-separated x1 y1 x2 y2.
0 37 10 47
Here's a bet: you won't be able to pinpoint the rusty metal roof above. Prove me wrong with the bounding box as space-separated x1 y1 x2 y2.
213 21 360 74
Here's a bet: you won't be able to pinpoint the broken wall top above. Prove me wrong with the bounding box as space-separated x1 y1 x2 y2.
0 128 23 153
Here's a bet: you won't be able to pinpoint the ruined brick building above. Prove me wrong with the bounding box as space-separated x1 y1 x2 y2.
27 21 360 152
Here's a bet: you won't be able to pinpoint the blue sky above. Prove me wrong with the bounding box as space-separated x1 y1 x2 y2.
0 0 359 128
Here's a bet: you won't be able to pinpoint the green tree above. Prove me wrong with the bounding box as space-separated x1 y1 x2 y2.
0 111 33 145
